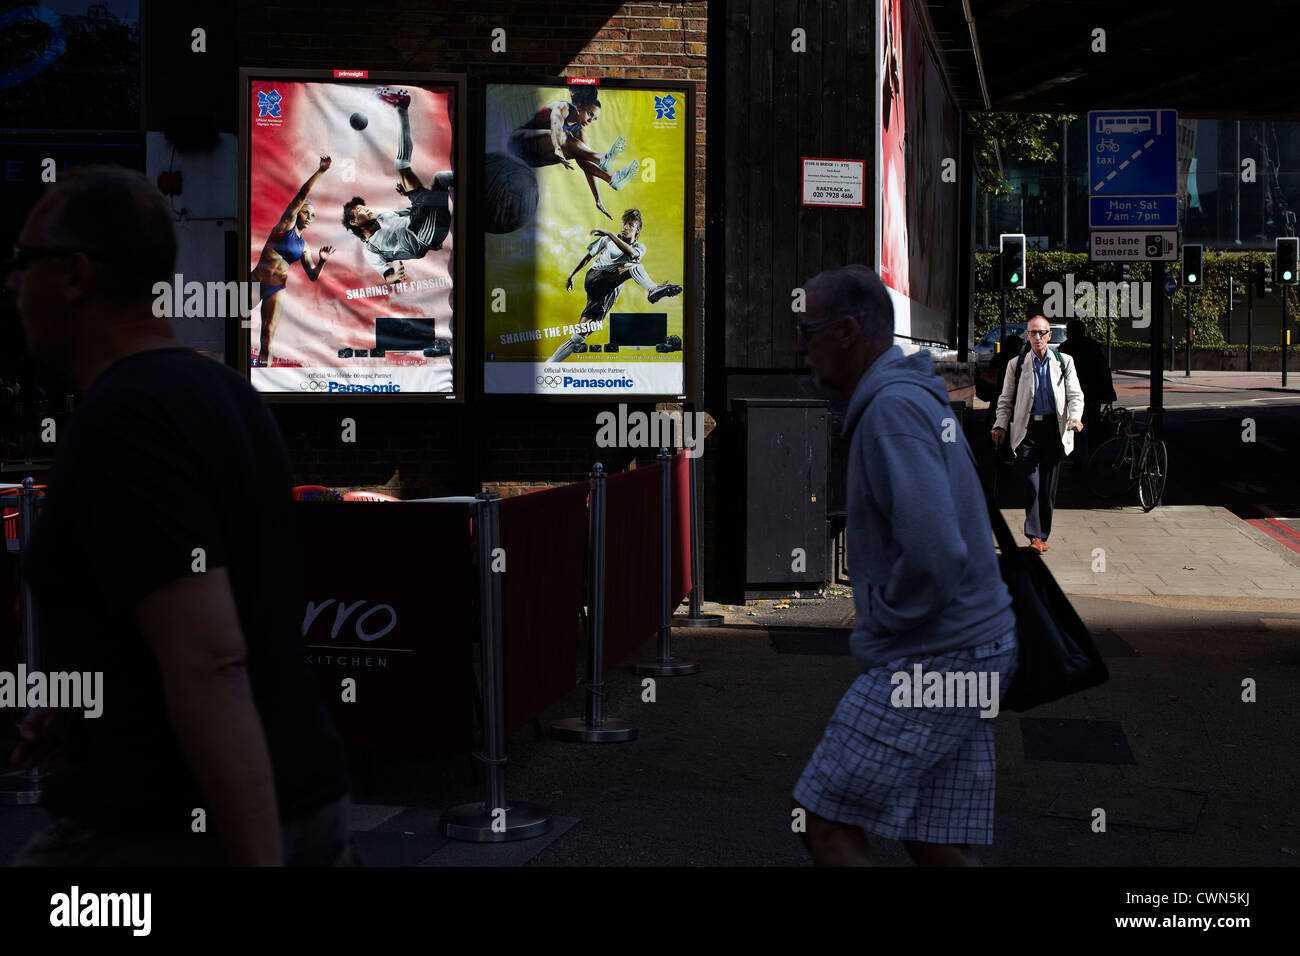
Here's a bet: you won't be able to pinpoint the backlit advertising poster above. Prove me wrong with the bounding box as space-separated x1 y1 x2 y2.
876 0 959 346
483 80 692 396
241 70 463 398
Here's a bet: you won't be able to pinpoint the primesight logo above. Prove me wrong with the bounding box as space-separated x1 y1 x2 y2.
1041 275 1152 329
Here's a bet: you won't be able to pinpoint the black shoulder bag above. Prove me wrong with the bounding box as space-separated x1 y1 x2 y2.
968 439 1109 710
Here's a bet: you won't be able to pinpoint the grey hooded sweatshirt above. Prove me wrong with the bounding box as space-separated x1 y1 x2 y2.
842 345 1015 669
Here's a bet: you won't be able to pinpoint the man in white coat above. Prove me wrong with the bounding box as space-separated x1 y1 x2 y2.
990 314 1085 553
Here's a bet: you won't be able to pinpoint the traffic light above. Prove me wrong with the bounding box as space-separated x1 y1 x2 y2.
1254 261 1269 297
1275 237 1299 285
1181 244 1203 287
999 233 1026 290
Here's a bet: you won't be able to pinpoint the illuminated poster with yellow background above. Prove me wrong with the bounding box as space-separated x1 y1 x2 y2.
483 82 689 395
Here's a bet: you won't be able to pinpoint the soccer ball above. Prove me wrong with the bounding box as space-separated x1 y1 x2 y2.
349 112 368 130
483 152 538 234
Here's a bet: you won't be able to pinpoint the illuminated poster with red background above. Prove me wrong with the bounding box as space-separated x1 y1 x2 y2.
879 0 909 316
877 0 960 346
245 76 458 395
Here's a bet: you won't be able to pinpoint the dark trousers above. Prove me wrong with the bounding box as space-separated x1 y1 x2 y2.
1016 418 1063 541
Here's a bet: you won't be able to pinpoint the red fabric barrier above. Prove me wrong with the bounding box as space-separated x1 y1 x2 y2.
670 451 692 609
600 463 664 670
0 553 17 677
295 501 476 753
498 482 589 735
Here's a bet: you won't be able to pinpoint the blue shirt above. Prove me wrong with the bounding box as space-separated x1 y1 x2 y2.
1030 351 1056 416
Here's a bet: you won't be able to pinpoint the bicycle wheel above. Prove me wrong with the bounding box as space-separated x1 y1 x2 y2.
1138 438 1168 512
1087 436 1138 499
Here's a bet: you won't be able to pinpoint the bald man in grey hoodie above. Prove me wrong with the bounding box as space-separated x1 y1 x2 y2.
790 265 1018 866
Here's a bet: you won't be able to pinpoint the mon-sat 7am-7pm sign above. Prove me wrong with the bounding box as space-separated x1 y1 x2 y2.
1088 109 1178 230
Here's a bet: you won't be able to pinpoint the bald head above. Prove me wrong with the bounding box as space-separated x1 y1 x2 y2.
804 264 895 349
39 165 177 304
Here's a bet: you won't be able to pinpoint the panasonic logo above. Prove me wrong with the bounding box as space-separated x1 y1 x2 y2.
562 377 635 388
328 382 401 392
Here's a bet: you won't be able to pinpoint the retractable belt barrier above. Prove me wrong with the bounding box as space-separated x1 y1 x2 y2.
634 450 699 676
552 464 636 743
0 478 47 805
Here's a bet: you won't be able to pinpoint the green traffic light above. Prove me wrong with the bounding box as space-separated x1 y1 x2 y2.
1010 272 1020 284
1188 273 1197 283
1285 270 1294 282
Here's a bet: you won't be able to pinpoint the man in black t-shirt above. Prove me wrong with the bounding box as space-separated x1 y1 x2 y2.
4 167 352 865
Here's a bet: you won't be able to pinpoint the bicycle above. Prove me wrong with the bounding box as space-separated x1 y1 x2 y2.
1085 405 1168 511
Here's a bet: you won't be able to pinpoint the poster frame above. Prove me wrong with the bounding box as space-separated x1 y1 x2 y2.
236 67 467 404
474 74 698 404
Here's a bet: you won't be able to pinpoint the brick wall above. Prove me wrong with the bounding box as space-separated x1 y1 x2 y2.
239 1 707 235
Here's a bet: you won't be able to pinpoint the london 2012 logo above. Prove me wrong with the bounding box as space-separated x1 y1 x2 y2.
257 89 282 118
654 94 676 120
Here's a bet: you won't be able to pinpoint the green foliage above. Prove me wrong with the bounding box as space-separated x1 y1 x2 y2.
974 250 1298 348
968 112 1076 198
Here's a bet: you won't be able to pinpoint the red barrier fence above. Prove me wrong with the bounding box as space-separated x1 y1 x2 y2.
499 481 589 735
600 463 661 670
294 501 477 753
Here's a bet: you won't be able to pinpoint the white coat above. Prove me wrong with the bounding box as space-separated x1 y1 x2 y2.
993 348 1086 456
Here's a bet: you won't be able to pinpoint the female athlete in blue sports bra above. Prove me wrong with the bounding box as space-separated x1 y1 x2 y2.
506 89 639 222
250 155 335 368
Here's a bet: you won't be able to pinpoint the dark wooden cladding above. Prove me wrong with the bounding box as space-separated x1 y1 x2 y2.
722 2 753 372
718 0 877 372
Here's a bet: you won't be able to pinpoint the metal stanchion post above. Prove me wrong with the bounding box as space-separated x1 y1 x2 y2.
1 478 46 805
674 438 722 627
635 450 699 676
552 464 635 742
443 494 551 841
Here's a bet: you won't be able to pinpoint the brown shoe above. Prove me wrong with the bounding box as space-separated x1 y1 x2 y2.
1030 538 1049 553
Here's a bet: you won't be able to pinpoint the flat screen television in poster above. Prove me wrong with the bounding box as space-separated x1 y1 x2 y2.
240 70 463 399
482 80 692 397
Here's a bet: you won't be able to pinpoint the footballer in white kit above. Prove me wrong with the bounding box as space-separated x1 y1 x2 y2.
549 207 683 363
342 87 453 284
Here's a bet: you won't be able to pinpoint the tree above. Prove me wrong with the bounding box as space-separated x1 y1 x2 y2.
968 112 1076 198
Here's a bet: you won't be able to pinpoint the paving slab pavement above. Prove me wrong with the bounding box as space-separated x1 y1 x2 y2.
1004 504 1300 598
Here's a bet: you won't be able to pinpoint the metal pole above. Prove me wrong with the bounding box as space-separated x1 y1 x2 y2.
1151 262 1165 423
0 478 45 805
675 439 722 627
1248 266 1254 371
1226 277 1234 344
1168 289 1175 372
1185 286 1192 377
1235 120 1241 246
1060 117 1068 249
480 495 505 814
1284 289 1289 388
442 495 552 842
552 463 635 742
588 468 606 728
1000 289 1007 344
635 451 699 677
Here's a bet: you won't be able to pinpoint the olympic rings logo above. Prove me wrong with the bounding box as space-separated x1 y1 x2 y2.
535 375 565 389
301 380 330 391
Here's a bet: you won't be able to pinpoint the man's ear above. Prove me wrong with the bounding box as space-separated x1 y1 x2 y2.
63 252 95 302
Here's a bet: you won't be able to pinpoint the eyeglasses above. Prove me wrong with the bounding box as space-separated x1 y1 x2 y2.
1026 329 1052 338
3 244 91 272
796 317 840 342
